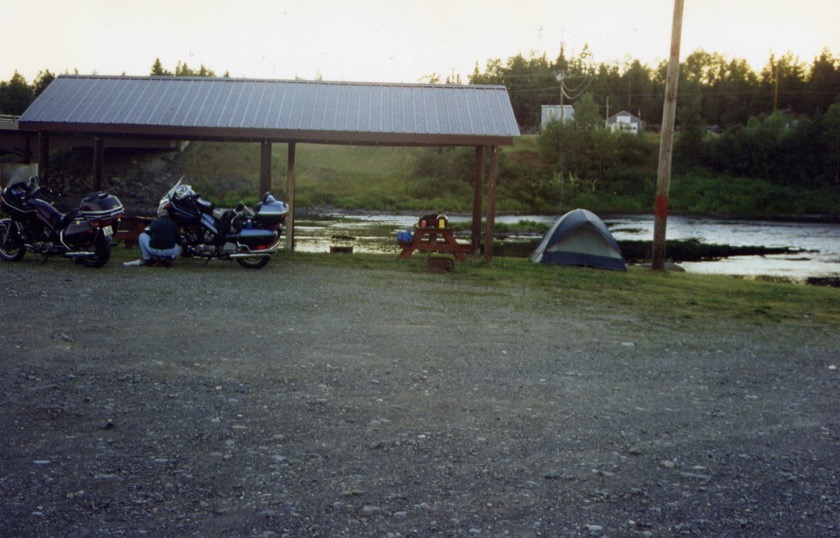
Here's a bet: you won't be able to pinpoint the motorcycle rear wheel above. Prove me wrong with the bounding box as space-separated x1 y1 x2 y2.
79 234 112 268
236 256 271 269
0 219 26 262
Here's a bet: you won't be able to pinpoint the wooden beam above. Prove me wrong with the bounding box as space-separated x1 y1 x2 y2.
37 132 50 185
483 145 499 262
285 142 297 251
260 139 272 194
471 146 484 254
92 136 104 191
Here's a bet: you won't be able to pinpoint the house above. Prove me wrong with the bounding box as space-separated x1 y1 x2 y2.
541 105 575 130
605 110 643 134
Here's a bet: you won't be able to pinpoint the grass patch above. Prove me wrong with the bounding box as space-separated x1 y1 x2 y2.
111 241 839 329
277 251 840 328
166 140 838 217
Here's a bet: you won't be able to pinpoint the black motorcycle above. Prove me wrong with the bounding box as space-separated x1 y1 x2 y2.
157 179 288 269
0 177 124 268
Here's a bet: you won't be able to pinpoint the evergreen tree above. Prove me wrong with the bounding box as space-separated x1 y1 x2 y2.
150 58 171 76
0 71 33 114
33 70 55 97
573 92 600 131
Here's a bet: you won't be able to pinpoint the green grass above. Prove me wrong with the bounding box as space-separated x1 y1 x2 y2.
274 251 840 328
169 140 839 216
110 238 839 330
174 142 423 209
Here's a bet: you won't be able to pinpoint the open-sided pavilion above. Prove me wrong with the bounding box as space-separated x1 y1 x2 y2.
17 75 520 259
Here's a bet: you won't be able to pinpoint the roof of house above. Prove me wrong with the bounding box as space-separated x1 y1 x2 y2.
18 75 520 146
606 110 643 124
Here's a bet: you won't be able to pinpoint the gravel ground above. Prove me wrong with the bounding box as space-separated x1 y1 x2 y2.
1 255 838 537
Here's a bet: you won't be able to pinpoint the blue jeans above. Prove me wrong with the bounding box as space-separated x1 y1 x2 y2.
138 233 180 261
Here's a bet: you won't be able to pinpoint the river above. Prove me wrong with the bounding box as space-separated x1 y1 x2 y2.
293 212 840 282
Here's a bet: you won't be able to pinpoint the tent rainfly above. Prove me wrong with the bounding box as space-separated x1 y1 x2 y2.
530 209 627 271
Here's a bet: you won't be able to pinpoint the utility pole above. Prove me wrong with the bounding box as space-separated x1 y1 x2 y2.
651 0 684 271
556 71 565 122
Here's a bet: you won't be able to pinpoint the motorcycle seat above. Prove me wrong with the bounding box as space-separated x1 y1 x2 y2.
216 209 236 235
60 208 81 229
27 197 67 230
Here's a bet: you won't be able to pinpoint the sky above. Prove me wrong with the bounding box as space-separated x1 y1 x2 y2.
3 0 839 84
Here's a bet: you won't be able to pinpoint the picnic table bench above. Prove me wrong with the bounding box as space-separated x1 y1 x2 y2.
113 215 153 247
398 226 472 262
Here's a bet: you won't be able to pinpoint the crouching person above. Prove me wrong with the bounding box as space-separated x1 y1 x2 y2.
124 213 181 267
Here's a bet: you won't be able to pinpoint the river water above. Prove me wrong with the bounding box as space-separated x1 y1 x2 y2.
293 212 840 282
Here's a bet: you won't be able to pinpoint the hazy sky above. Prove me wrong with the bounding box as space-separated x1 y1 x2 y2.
4 0 839 83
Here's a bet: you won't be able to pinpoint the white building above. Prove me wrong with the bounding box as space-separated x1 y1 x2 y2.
605 110 644 134
540 105 575 130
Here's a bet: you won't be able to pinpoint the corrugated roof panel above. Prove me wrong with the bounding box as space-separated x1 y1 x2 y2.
256 82 279 130
19 76 519 145
269 82 289 130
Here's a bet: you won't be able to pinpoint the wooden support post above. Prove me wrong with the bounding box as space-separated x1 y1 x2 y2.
37 132 50 185
92 136 104 191
285 142 296 251
471 145 484 254
652 0 684 271
483 145 499 263
260 139 272 195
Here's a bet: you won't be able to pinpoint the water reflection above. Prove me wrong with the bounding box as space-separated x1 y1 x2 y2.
291 212 840 281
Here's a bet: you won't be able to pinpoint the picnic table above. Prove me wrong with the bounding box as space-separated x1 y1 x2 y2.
113 215 153 247
398 226 472 262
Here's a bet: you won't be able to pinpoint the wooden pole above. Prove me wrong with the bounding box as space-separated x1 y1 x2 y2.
37 132 50 185
92 136 104 191
483 145 499 263
471 146 484 254
651 0 684 271
285 142 296 251
259 139 272 195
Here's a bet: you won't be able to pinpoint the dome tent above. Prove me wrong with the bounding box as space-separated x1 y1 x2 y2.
530 209 627 271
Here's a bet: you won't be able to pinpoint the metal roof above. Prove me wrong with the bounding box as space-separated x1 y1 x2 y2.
19 75 520 146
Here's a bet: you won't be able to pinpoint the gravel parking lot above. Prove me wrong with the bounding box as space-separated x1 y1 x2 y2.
1 256 838 537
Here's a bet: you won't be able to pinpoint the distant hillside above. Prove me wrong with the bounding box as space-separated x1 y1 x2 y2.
40 138 840 218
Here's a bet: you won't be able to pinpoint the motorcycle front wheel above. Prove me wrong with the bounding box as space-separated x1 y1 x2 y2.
79 234 112 268
0 219 26 262
236 256 271 269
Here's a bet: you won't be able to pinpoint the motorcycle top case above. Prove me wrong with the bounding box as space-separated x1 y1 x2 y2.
79 193 124 221
254 200 289 226
236 228 278 248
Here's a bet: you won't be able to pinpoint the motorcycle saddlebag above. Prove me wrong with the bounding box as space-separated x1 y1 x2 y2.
79 193 124 221
61 219 96 247
237 228 278 249
254 200 289 226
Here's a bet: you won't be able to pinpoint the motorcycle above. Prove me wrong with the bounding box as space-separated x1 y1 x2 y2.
0 176 124 268
157 179 288 269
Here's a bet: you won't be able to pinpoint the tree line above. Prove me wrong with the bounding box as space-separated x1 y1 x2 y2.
469 46 840 134
0 59 223 115
472 46 840 214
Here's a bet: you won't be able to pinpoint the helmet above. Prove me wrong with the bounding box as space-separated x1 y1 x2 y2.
173 184 195 201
